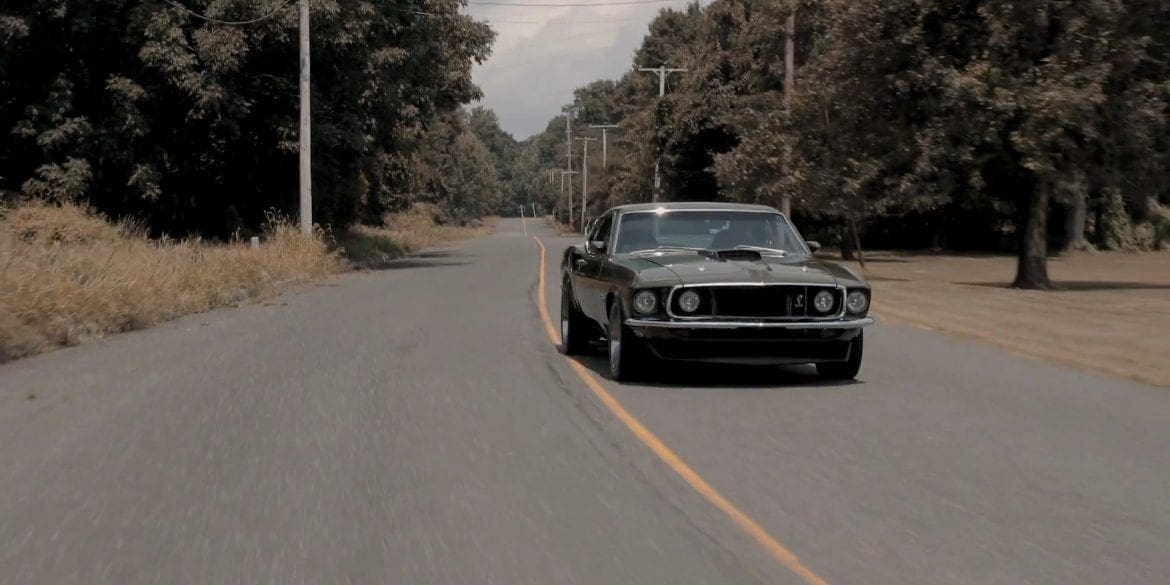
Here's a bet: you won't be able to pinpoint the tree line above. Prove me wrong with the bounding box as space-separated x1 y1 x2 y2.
1 0 511 236
508 0 1170 289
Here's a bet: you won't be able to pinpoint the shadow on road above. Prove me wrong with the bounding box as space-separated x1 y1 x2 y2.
370 258 470 270
564 347 862 390
958 280 1170 291
353 250 469 271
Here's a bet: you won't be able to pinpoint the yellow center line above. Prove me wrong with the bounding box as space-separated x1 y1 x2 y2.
532 236 832 585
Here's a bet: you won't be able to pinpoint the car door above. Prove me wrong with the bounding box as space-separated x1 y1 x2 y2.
574 213 614 323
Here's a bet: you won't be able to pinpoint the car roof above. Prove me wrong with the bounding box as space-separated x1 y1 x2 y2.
608 201 782 215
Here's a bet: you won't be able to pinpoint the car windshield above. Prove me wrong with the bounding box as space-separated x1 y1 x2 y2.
613 210 807 255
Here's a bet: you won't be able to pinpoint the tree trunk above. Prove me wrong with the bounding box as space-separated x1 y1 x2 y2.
1013 183 1052 289
1062 191 1088 253
849 217 866 270
1091 193 1105 245
930 220 944 252
840 220 855 260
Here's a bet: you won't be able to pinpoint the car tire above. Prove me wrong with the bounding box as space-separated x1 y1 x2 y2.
607 302 645 382
816 331 863 380
560 281 590 355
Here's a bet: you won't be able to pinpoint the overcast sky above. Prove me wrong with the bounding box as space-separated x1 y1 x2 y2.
464 1 697 139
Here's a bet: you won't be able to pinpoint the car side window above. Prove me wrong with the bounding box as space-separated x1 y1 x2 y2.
591 215 614 249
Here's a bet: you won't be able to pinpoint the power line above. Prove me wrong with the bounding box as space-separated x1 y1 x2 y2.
484 17 647 24
483 52 599 71
364 5 649 22
162 0 297 25
474 84 582 104
359 0 436 16
361 2 657 23
504 23 639 47
466 0 679 6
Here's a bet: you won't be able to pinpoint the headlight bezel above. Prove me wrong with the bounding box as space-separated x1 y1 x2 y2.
812 289 836 314
677 289 702 313
632 290 659 315
845 289 870 316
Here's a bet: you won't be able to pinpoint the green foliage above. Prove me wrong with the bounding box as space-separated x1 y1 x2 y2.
1154 222 1170 251
508 115 574 220
0 0 496 235
510 0 1169 274
465 107 519 213
411 110 503 224
566 80 618 126
1100 187 1139 250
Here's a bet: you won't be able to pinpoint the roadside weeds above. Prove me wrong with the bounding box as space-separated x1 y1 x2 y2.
336 204 498 268
0 203 496 363
0 203 343 362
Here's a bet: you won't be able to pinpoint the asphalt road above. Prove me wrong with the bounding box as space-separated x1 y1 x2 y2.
1 218 1167 585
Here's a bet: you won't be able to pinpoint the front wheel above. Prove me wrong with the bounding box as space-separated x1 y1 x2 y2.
560 282 590 355
816 331 863 380
607 302 646 381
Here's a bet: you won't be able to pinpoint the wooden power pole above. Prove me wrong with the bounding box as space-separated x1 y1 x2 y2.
575 136 598 231
298 0 312 234
780 11 795 218
638 66 687 203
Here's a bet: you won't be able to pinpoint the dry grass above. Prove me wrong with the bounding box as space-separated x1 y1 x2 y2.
543 215 580 236
337 204 498 267
832 250 1170 386
0 203 343 362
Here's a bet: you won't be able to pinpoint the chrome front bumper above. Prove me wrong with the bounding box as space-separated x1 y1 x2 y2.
624 317 874 330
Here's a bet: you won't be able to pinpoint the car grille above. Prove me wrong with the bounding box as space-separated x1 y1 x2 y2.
670 285 841 319
647 339 851 361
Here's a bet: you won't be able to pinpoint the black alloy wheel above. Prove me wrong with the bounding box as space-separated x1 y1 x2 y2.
815 331 864 380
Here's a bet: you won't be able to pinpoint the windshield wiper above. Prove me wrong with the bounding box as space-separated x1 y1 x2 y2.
629 245 705 255
722 245 788 256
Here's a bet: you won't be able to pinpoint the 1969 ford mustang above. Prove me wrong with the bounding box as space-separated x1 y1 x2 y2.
560 202 873 381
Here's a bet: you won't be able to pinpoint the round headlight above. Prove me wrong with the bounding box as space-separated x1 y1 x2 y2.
678 289 701 313
846 290 869 314
813 290 835 313
633 290 658 314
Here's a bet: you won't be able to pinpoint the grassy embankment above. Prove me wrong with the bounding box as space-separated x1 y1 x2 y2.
0 203 494 362
336 203 497 267
837 250 1170 387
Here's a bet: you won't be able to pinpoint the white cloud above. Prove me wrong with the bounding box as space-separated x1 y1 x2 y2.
465 3 676 139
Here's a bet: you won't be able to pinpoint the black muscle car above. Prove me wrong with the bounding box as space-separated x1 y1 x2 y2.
559 202 873 381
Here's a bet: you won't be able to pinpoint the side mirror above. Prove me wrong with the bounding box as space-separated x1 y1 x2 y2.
806 240 822 253
587 240 607 254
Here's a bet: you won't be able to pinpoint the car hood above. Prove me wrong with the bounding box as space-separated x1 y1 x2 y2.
627 253 863 287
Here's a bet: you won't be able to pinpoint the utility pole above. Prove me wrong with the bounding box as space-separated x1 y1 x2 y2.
565 113 574 183
564 112 575 229
560 170 577 229
560 171 567 224
298 0 312 234
589 124 620 174
575 136 598 231
780 11 795 218
638 66 687 202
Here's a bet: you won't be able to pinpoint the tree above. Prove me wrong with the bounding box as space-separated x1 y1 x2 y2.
411 111 502 223
466 106 518 212
762 0 1133 288
566 80 617 126
0 0 496 235
505 0 1170 277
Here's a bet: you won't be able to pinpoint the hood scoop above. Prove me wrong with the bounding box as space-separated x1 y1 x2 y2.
700 249 763 262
